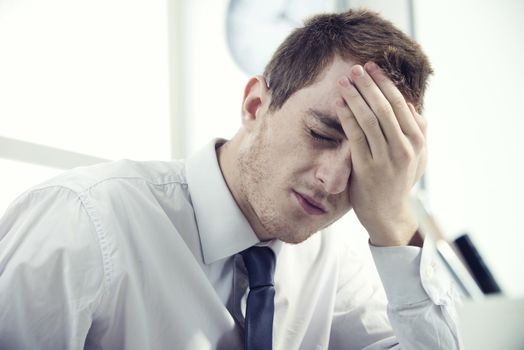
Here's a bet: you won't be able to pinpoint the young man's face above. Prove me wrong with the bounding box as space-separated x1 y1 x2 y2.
237 57 355 244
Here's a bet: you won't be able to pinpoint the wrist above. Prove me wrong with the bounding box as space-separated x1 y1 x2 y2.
369 229 417 247
366 211 419 247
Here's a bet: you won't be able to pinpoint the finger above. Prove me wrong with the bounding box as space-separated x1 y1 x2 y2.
408 103 427 137
364 62 423 140
349 65 405 148
407 103 427 152
337 76 388 159
334 96 371 162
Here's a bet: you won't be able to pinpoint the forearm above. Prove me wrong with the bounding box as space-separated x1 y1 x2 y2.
370 239 461 350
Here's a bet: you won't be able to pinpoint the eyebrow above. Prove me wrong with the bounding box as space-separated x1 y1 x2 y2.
307 108 346 137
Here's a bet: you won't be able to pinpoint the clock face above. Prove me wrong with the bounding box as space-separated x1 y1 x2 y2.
226 0 340 76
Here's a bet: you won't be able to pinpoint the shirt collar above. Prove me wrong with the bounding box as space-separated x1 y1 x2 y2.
186 139 264 264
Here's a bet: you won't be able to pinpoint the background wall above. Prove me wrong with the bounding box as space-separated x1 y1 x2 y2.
0 0 171 208
415 0 524 297
1 0 523 296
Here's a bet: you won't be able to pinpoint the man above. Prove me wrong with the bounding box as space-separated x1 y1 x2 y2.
0 9 460 349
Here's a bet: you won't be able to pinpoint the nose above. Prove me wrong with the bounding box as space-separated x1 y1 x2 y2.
315 150 352 195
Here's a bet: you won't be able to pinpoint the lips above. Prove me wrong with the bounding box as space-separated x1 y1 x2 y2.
293 191 326 215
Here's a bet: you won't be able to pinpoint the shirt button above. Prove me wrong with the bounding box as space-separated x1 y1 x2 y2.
424 263 435 278
447 283 455 298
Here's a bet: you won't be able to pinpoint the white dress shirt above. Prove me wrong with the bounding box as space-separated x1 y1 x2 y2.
0 139 461 349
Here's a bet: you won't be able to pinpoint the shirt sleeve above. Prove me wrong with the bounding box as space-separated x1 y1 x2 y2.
329 236 461 350
0 186 105 349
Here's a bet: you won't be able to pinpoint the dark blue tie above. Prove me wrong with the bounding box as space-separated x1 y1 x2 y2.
241 246 276 350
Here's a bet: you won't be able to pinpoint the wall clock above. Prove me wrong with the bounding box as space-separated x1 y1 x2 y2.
226 0 341 76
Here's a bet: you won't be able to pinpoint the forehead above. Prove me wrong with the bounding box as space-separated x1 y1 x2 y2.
314 56 358 88
289 56 357 111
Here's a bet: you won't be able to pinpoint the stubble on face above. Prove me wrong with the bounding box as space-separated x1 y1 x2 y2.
236 115 332 244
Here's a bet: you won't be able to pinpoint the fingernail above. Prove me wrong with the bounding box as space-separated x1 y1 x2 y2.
365 61 379 73
338 77 350 87
352 65 364 77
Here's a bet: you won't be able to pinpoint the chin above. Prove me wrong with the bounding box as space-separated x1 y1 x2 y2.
279 229 319 245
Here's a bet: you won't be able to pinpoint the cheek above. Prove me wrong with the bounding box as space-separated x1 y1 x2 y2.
276 150 312 182
337 193 353 214
267 135 307 166
264 121 319 180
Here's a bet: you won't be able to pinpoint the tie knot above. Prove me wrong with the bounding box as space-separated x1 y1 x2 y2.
241 246 276 289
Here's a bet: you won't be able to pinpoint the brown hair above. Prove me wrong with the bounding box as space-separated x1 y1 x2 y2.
263 9 433 113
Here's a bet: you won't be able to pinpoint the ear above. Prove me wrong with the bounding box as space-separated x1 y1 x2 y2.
241 75 271 130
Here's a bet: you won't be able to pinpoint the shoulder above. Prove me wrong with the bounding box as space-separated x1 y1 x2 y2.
30 159 187 195
2 159 189 225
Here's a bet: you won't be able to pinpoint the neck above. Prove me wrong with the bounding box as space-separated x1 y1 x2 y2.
217 133 272 241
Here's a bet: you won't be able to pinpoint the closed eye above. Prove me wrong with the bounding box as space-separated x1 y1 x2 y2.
310 129 336 143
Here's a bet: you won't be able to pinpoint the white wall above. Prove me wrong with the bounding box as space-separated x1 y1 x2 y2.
416 0 524 296
181 0 248 154
0 0 171 213
0 0 171 161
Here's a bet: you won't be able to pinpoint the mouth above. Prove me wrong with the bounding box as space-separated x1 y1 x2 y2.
292 190 327 216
